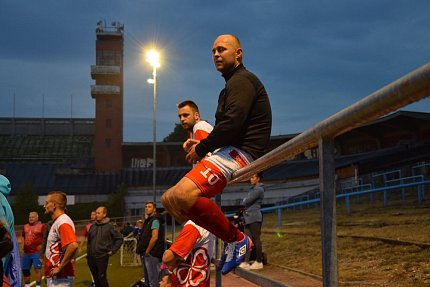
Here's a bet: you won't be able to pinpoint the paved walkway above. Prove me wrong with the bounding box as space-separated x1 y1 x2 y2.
210 271 260 287
209 264 323 287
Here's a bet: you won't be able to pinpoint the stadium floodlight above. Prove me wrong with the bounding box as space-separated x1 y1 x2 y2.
145 49 160 203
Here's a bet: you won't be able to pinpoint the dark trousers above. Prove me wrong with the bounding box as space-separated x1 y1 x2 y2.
245 221 262 262
87 255 109 287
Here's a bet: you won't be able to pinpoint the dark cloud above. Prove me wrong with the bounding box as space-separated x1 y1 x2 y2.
1 1 429 142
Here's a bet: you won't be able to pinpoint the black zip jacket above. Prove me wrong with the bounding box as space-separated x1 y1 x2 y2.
136 214 164 259
195 64 272 159
87 217 123 258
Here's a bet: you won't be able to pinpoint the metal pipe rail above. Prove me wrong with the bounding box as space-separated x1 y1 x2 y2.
227 62 430 287
230 62 430 184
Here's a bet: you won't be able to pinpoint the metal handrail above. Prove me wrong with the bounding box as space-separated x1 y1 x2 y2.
226 62 430 287
230 62 430 184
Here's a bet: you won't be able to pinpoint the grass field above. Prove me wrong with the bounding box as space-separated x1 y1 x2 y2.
73 252 143 287
261 197 430 286
23 194 430 286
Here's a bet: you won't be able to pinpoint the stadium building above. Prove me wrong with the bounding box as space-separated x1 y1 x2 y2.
1 22 429 217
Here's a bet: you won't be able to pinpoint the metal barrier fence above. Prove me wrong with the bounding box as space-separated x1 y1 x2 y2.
225 179 430 225
228 62 430 287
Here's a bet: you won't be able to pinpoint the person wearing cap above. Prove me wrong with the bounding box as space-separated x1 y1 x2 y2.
0 175 22 287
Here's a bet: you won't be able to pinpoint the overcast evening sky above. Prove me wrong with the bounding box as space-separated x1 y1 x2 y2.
1 1 429 142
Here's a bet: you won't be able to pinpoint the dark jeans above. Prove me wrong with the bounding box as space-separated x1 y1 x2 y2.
141 254 161 287
245 221 262 262
87 255 109 287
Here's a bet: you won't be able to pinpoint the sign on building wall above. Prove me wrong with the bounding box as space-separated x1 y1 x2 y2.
130 157 154 168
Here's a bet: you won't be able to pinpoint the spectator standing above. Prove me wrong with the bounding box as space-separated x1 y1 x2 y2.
0 175 22 287
86 206 123 287
78 210 96 255
43 191 78 287
162 221 214 287
137 202 164 287
126 220 143 239
238 173 265 270
161 34 272 275
21 212 45 287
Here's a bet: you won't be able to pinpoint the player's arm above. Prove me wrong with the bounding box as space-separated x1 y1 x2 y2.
51 241 78 277
21 228 25 251
164 223 201 270
78 237 85 255
108 226 124 255
50 223 78 277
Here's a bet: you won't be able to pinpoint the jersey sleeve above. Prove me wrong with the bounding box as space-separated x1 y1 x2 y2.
169 224 201 260
58 223 77 247
194 130 210 141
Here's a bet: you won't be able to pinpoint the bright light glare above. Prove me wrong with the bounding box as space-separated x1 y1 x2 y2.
146 49 160 68
147 79 155 84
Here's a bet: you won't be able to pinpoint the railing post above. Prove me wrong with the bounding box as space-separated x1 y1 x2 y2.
345 196 351 215
319 137 338 287
277 206 282 227
215 194 222 287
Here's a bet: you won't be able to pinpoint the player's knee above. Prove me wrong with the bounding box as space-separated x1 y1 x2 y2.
161 188 173 209
162 185 184 207
23 269 31 277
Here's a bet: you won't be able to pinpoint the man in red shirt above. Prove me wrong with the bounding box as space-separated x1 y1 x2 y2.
43 191 78 287
177 100 213 143
21 212 45 287
78 210 96 255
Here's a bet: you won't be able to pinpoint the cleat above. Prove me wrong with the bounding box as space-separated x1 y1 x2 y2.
218 242 228 269
221 233 253 275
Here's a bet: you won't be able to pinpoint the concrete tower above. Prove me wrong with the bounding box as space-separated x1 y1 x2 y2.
90 21 124 172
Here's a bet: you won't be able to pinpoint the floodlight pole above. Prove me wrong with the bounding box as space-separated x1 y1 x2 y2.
152 65 157 203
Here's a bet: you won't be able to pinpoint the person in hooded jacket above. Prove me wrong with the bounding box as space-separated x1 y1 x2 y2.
86 206 123 287
0 175 21 287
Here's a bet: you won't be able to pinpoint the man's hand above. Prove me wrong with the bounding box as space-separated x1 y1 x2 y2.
107 250 113 256
162 249 182 271
49 266 61 277
185 144 203 164
183 139 199 152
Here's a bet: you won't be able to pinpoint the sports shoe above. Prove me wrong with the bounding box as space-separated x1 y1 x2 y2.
221 233 253 275
238 262 251 269
250 261 263 270
218 241 228 269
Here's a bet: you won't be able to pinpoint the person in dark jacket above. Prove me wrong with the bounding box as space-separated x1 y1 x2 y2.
137 202 164 287
86 206 123 287
161 34 272 275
